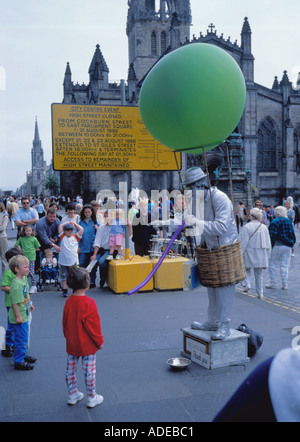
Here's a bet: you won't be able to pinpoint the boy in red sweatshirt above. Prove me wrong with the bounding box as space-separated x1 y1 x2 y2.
62 265 104 408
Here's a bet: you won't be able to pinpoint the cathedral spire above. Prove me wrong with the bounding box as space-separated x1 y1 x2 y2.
89 44 109 77
33 117 42 150
272 76 280 90
31 117 45 195
241 17 252 53
241 17 254 83
63 62 73 99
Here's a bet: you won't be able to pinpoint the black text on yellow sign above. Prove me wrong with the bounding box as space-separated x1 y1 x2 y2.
51 104 181 171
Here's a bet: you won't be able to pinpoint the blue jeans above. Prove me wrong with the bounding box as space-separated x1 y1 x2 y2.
96 249 110 282
6 321 29 364
43 267 58 280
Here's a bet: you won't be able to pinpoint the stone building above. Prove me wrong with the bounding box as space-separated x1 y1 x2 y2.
19 118 48 196
19 119 60 196
59 0 300 206
30 118 47 195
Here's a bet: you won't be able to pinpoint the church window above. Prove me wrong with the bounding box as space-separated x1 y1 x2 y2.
294 126 300 171
161 31 167 53
145 0 155 11
151 32 157 55
257 118 277 171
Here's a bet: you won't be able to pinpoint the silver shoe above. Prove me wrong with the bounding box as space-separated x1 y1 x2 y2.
191 321 218 331
211 323 231 340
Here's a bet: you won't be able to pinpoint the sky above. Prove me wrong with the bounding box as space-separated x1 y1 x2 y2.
1 0 300 192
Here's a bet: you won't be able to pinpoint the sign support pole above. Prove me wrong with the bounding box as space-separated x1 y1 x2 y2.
120 178 131 260
120 80 131 260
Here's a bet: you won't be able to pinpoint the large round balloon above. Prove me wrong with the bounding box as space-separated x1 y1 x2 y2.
139 43 246 153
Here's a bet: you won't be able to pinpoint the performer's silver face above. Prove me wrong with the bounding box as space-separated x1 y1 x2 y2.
189 182 207 202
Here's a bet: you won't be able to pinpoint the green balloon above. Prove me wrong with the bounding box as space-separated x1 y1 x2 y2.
139 43 246 153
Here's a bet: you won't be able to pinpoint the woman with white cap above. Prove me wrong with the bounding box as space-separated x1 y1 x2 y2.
240 207 271 299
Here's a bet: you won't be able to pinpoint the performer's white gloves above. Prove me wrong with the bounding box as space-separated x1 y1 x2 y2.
184 215 205 236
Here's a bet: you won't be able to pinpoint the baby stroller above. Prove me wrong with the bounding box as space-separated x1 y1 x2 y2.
36 250 62 292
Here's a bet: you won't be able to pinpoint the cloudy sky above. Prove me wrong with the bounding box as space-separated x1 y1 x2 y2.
1 0 300 191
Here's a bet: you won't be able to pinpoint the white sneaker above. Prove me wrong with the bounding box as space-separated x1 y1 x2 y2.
106 255 114 261
29 286 37 294
265 283 276 289
115 254 122 260
87 394 104 408
282 284 288 290
68 391 84 405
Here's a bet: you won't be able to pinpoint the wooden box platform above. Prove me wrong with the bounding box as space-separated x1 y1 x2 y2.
181 327 250 369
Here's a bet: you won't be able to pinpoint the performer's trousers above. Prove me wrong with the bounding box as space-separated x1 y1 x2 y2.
206 285 235 324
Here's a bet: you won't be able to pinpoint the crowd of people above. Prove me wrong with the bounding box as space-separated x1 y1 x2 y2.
0 193 298 301
237 197 298 299
0 189 298 409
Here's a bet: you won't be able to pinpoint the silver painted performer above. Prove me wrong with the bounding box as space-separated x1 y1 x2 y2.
184 167 239 340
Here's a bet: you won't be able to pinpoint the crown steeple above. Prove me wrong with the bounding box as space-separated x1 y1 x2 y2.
126 0 191 81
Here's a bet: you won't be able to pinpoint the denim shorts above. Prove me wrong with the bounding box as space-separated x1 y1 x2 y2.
60 264 69 280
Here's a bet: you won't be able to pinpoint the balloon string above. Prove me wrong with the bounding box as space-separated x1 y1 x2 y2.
127 221 186 295
173 151 196 258
173 152 184 191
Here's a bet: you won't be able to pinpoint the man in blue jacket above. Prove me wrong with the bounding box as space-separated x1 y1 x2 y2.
266 205 296 290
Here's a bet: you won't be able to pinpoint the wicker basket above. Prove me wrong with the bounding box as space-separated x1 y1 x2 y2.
196 241 246 288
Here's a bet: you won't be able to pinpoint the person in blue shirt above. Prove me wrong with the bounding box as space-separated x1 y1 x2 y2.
13 197 39 237
79 205 99 287
266 205 296 290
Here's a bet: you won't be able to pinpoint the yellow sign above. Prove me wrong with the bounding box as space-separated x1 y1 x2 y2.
51 104 181 171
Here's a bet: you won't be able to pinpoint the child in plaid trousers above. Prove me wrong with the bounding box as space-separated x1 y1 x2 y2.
62 265 104 408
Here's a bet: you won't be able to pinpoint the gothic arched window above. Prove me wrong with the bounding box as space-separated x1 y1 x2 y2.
151 31 157 55
294 126 300 171
161 31 167 53
145 0 155 11
257 118 277 171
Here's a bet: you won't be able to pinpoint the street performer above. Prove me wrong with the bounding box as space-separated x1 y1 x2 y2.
183 166 239 340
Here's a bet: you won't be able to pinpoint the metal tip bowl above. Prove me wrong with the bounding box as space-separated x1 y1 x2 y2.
167 357 191 371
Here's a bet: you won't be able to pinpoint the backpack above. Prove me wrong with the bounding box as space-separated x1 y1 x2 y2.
237 323 264 357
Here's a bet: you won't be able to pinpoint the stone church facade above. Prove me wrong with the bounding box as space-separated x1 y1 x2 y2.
18 119 48 196
59 0 300 206
19 119 60 196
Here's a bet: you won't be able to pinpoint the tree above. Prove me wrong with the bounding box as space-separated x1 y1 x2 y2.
44 174 60 195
